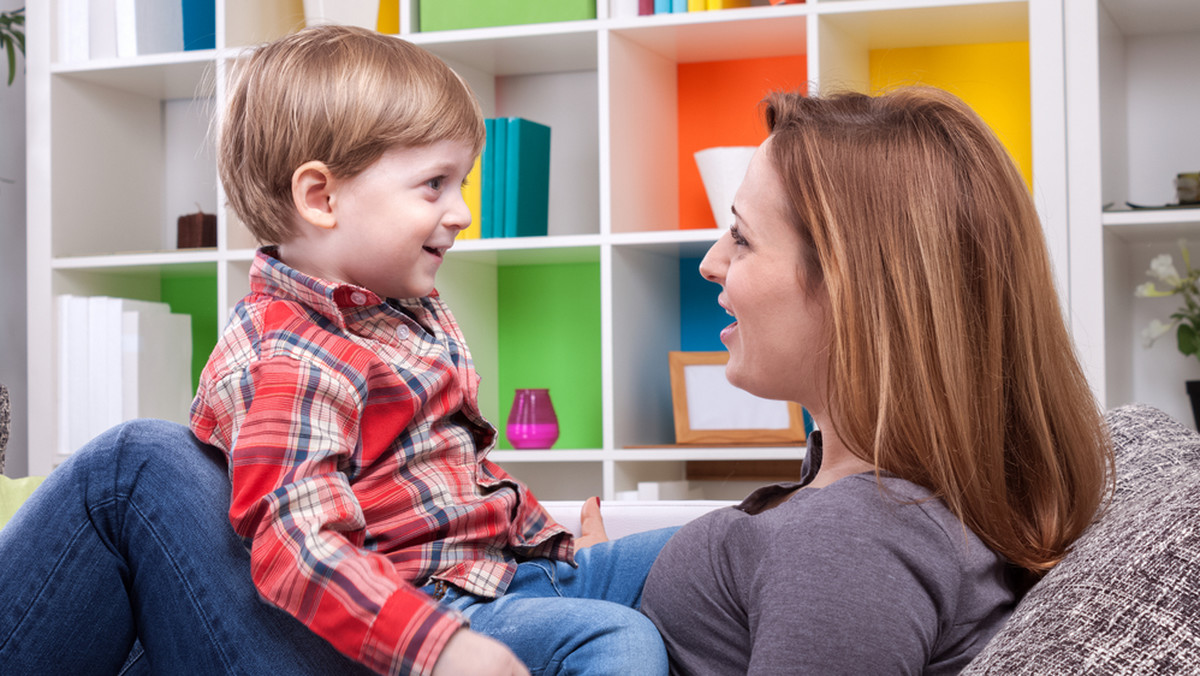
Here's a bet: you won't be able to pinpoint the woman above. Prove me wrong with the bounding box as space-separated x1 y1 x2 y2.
639 88 1113 674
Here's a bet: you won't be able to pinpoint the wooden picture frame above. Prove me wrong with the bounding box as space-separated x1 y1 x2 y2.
668 351 807 445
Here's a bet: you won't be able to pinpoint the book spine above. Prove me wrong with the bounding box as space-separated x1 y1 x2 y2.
482 118 496 238
461 154 482 240
688 0 707 10
132 0 184 55
491 118 508 238
613 0 641 18
61 0 90 62
672 0 688 12
181 0 216 50
654 0 671 13
504 118 551 239
57 296 74 457
638 0 654 15
88 0 118 59
114 0 136 57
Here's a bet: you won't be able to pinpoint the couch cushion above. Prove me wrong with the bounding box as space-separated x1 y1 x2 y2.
0 475 45 530
963 404 1200 673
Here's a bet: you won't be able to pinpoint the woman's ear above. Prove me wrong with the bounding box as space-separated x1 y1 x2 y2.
291 160 338 230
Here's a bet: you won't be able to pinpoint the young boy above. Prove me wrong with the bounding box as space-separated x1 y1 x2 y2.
190 25 671 676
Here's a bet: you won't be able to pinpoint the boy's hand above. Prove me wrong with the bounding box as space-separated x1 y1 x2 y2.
433 628 529 676
574 496 609 549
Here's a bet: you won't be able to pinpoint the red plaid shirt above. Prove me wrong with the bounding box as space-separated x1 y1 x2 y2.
190 248 573 675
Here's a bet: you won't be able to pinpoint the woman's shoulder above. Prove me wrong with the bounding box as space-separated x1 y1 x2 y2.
757 473 990 564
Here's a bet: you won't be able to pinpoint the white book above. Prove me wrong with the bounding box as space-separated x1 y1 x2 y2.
86 296 120 441
106 299 171 424
636 480 702 501
612 0 641 18
88 0 118 59
59 0 90 63
122 309 193 425
63 295 93 454
57 295 90 456
115 0 183 57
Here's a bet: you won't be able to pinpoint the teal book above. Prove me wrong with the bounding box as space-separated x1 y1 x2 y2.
489 119 508 238
655 0 670 12
503 118 551 239
672 0 687 11
181 0 215 50
482 118 496 238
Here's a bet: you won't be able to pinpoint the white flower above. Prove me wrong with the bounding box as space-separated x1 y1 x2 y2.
1148 254 1182 286
1141 318 1175 348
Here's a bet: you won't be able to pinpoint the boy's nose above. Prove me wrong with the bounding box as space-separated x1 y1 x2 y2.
445 194 472 232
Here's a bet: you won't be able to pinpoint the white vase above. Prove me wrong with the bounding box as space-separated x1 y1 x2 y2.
693 146 757 229
303 0 379 30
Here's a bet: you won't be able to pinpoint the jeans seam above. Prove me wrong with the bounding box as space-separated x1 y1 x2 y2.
528 560 563 597
121 493 240 675
0 520 91 653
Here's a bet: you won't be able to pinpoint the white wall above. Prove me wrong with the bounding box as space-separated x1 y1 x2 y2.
0 0 25 476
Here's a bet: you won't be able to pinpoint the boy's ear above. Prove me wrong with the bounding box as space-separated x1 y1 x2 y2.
291 160 338 229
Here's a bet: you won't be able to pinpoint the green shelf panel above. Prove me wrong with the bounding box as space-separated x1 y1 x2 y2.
497 262 601 450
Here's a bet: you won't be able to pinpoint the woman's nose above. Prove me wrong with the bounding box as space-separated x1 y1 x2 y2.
698 232 729 284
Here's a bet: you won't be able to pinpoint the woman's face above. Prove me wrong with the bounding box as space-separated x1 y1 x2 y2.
698 139 830 407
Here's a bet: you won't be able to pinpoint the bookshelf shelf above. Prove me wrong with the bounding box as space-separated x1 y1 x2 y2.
26 0 1084 501
52 251 223 270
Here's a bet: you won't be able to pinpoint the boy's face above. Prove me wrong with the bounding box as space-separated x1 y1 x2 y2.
322 139 476 299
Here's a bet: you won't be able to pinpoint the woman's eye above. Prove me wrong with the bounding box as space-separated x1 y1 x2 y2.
730 225 748 246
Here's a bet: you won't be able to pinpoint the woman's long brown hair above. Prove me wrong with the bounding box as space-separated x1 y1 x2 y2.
764 87 1113 577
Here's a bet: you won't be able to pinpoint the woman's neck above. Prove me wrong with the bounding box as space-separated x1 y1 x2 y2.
807 417 875 488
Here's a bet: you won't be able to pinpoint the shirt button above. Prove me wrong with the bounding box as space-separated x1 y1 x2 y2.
350 292 368 305
397 325 410 340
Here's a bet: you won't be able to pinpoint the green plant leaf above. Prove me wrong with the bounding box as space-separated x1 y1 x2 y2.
4 38 12 87
1179 322 1200 356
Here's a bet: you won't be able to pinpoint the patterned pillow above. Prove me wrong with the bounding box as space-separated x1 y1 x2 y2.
963 404 1200 674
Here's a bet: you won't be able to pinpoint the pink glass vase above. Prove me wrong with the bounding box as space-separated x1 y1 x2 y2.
506 388 560 449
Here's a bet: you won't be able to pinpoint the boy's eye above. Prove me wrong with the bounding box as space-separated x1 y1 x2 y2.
426 177 444 191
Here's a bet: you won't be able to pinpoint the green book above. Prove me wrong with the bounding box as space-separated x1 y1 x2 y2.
503 118 551 239
419 0 595 32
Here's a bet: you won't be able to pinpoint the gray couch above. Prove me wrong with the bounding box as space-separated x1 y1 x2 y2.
962 404 1200 673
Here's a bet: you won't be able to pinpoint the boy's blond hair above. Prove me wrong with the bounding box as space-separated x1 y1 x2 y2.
219 24 486 244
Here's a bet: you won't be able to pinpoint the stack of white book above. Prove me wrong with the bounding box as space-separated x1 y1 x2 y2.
60 0 209 62
57 295 194 457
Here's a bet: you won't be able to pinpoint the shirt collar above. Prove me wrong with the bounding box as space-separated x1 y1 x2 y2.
249 247 439 329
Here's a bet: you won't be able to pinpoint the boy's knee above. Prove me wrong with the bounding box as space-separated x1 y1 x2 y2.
70 419 227 497
603 610 668 672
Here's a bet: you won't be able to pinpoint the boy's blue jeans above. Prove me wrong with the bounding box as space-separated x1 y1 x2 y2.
0 419 674 675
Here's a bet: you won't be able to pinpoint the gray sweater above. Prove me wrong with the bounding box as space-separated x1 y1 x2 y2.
640 459 1016 675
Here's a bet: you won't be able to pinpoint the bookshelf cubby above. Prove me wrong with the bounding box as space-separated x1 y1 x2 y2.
1066 0 1200 430
29 0 1087 499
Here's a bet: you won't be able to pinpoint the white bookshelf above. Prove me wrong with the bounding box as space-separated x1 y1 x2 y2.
1065 0 1200 429
27 0 1069 500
